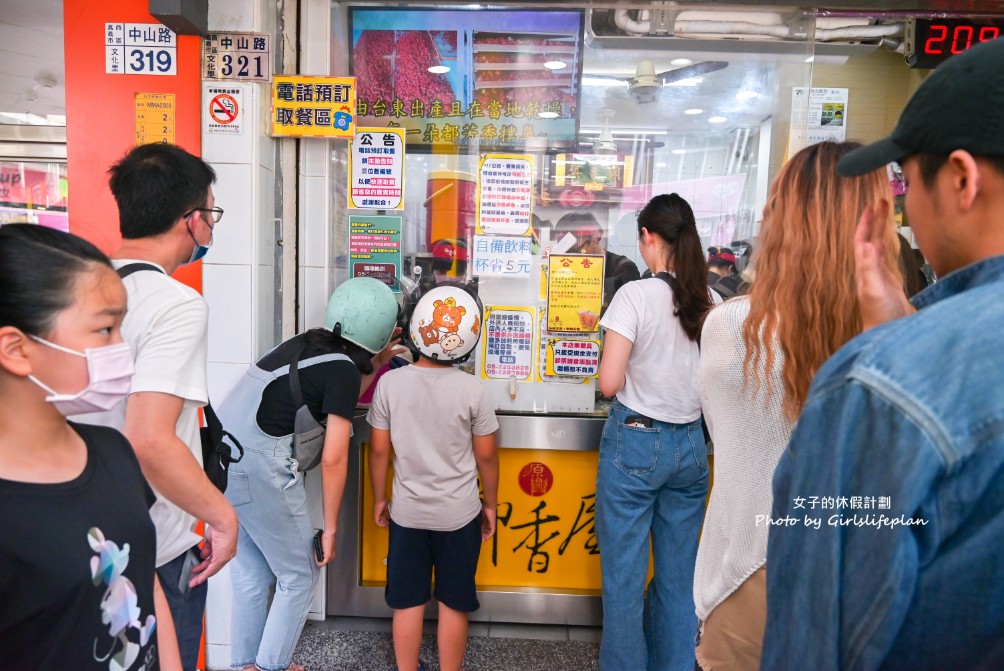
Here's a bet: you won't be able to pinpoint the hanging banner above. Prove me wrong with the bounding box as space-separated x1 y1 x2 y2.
546 254 604 333
477 154 533 235
349 214 402 291
472 234 532 277
202 32 271 82
271 75 356 138
349 127 405 210
134 93 175 145
480 306 535 380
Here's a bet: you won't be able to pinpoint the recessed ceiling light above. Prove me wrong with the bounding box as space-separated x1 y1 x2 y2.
736 90 758 101
670 58 693 66
684 108 703 115
428 65 450 74
544 60 567 70
708 116 727 123
538 111 559 119
804 56 815 63
672 149 686 155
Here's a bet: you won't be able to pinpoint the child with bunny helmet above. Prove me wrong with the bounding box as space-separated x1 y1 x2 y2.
367 281 498 671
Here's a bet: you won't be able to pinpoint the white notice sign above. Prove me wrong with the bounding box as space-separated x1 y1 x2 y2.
204 84 244 136
349 128 405 210
106 23 177 76
789 87 848 153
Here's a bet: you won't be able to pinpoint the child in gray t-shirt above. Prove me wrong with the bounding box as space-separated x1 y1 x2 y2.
367 355 498 671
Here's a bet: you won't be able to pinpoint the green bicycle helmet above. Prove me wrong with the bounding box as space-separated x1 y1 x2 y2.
324 277 398 353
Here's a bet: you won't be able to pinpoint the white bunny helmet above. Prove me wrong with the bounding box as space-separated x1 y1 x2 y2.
405 282 483 363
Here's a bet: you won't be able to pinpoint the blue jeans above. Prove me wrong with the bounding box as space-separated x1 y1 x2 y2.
226 445 318 671
156 545 209 671
595 400 709 671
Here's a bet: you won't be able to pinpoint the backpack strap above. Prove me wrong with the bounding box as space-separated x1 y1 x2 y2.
116 262 164 279
288 342 310 409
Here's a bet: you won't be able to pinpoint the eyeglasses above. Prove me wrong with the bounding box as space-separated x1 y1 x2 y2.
185 207 224 223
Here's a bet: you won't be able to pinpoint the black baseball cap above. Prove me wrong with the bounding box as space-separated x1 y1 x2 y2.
837 37 1004 177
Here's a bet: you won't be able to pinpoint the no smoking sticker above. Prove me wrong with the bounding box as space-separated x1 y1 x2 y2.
204 84 244 135
210 94 238 123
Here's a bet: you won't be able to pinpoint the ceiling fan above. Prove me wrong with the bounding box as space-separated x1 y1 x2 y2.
579 108 619 155
588 59 728 103
578 107 667 154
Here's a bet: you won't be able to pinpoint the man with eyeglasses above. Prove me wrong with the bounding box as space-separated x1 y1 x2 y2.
761 39 1004 670
79 142 238 670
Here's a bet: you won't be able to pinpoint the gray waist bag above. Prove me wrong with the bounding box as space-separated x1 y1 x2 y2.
289 343 325 472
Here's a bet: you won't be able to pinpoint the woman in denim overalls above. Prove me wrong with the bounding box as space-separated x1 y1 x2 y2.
596 194 715 671
217 277 401 671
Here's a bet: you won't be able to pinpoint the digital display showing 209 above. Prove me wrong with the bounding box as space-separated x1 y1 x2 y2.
910 18 1004 68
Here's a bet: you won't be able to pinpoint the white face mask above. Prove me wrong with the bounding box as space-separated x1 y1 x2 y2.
28 336 135 416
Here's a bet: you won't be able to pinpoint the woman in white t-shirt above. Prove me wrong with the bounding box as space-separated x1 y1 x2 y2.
694 141 901 670
596 193 715 671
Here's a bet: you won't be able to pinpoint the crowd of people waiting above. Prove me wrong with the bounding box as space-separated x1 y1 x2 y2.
2 37 1004 671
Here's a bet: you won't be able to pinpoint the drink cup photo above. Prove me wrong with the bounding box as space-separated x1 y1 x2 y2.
578 310 598 330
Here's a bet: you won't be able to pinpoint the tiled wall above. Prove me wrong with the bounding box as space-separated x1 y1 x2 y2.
201 0 281 666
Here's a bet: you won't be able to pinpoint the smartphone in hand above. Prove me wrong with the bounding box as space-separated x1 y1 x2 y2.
177 546 199 595
313 530 324 563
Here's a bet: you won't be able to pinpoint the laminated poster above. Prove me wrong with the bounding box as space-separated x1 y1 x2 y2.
472 235 533 277
546 253 604 333
480 306 535 381
477 154 533 236
545 338 600 378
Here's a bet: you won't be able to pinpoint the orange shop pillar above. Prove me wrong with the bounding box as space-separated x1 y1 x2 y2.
63 0 203 292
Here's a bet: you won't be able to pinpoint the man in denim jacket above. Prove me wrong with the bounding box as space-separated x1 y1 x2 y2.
761 39 1004 670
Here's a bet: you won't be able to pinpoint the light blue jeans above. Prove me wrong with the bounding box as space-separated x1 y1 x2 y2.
595 399 709 671
226 444 318 671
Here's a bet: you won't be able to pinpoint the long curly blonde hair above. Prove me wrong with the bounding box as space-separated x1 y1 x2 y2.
742 141 901 420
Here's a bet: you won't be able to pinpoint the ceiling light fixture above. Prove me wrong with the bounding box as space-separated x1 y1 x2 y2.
736 90 759 101
582 77 629 88
670 58 693 66
684 108 703 115
544 60 567 70
708 116 727 123
428 65 450 74
664 77 703 87
672 149 687 155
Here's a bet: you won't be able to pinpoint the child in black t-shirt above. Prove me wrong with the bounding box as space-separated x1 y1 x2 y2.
0 224 179 670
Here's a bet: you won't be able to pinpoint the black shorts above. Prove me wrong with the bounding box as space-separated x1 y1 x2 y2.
385 512 483 613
